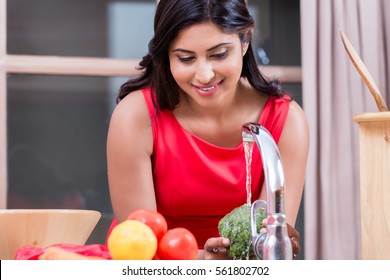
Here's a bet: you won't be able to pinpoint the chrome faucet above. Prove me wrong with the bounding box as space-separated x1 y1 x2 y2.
242 122 292 260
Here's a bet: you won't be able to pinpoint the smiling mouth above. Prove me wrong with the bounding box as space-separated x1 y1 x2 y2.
195 81 222 92
199 85 217 91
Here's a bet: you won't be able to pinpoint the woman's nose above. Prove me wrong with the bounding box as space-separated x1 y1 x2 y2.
194 62 215 84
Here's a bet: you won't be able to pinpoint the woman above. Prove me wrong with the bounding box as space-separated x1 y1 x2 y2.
107 0 309 260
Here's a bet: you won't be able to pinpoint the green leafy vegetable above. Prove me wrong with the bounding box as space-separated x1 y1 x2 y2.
218 203 267 260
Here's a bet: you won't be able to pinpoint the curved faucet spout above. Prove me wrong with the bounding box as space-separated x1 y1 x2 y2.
242 122 292 260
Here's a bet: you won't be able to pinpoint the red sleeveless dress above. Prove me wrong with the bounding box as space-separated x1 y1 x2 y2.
107 88 290 248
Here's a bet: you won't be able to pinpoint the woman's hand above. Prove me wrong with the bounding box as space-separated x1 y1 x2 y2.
200 237 231 260
287 223 300 259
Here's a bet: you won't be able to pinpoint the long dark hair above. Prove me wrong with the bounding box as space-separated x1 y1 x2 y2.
117 0 283 110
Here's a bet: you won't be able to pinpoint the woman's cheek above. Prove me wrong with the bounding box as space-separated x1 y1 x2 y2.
170 64 193 82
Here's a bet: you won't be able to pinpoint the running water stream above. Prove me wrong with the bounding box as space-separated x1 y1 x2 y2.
242 131 255 206
242 131 255 260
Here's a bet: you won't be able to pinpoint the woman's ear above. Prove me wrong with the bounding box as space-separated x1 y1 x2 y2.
241 29 254 56
242 42 250 56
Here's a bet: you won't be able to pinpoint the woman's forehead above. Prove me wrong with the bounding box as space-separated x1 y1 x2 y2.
169 22 240 51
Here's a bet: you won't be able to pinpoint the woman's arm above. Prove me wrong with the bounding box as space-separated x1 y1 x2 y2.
257 100 309 226
107 90 156 223
276 100 309 226
256 100 308 258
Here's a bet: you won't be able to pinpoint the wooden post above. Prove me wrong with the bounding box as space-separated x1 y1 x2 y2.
353 112 390 259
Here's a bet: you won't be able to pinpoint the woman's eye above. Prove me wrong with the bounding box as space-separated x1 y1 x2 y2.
178 56 194 62
211 51 228 59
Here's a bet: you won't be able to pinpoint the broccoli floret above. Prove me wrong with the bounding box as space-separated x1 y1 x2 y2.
218 203 267 260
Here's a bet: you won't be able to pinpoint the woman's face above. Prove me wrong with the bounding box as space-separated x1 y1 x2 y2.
168 21 248 108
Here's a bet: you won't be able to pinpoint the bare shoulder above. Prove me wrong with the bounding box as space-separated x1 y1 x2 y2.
286 100 308 128
108 89 153 155
279 100 309 152
110 90 150 125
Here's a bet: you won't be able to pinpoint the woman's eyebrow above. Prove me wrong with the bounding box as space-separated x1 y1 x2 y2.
171 42 231 53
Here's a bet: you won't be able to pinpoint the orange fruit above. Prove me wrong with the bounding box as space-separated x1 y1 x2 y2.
107 220 157 260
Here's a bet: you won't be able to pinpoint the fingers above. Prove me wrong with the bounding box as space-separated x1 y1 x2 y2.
290 236 300 259
204 237 230 252
286 223 300 259
260 218 268 234
203 237 230 260
287 223 300 241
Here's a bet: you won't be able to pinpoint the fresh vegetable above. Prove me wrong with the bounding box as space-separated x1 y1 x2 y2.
127 208 168 241
157 228 198 260
218 203 266 259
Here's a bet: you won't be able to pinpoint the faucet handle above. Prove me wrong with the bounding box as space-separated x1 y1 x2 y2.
250 200 267 240
250 200 267 259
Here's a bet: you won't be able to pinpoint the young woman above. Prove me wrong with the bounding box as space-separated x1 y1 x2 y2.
107 0 309 260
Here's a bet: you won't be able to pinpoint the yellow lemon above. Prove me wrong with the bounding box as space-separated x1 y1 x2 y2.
107 220 157 260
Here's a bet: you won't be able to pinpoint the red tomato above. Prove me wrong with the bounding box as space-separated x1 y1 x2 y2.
157 228 198 260
127 209 168 241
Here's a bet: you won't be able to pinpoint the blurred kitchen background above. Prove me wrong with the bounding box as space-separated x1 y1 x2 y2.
6 0 388 260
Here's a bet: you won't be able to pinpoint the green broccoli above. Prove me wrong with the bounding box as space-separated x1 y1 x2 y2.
218 203 267 260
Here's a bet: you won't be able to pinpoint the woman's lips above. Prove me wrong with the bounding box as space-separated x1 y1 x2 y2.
193 81 222 97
